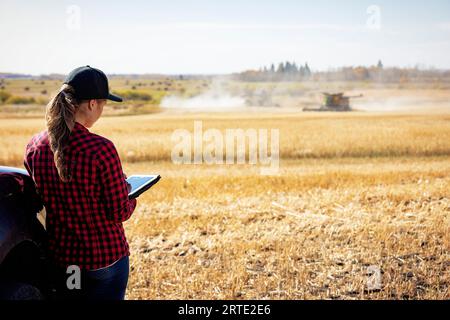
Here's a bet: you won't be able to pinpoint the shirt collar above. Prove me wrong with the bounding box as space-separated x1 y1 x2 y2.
73 121 89 133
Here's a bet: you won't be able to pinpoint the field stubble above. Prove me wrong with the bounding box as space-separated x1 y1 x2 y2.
0 111 448 299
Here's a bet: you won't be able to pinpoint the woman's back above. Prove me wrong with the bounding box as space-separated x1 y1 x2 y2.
23 66 137 299
24 121 136 270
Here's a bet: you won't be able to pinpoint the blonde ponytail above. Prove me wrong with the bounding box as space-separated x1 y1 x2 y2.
45 84 78 182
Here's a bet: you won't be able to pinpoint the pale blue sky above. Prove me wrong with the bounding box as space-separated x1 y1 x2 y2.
1 0 449 74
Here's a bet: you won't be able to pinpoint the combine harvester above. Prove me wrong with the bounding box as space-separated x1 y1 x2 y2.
303 92 363 112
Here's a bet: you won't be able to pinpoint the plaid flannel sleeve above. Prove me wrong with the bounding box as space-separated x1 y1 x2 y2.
97 140 137 223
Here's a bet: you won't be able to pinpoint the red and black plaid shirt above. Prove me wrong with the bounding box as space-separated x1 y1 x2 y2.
24 121 137 270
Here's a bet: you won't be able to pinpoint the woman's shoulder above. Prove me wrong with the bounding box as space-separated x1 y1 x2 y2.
26 130 49 151
72 131 118 157
83 133 122 168
85 130 115 148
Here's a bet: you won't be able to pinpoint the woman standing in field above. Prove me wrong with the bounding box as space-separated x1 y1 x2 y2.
24 66 136 300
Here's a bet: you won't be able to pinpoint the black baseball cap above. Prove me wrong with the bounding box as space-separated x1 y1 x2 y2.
64 65 122 102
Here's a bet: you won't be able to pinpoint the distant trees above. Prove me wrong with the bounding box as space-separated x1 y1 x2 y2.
234 59 450 83
4 95 36 104
236 61 312 82
0 90 11 104
377 60 384 69
112 90 152 101
270 64 275 73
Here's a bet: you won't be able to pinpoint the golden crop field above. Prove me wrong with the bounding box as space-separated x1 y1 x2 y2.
3 0 450 305
0 107 449 299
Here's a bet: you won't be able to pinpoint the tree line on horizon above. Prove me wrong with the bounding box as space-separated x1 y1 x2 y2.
234 60 450 83
235 61 312 82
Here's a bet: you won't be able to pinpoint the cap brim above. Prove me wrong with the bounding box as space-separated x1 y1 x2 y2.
108 93 123 102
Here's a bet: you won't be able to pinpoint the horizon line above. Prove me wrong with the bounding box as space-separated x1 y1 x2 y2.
1 65 450 78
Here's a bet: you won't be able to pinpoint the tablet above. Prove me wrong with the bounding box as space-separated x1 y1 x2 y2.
127 175 161 199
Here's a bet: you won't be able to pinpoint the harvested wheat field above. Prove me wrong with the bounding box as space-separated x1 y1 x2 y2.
0 111 449 299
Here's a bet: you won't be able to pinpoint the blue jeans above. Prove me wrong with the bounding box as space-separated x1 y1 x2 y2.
51 255 129 300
